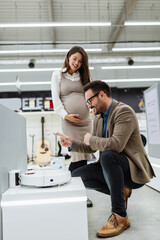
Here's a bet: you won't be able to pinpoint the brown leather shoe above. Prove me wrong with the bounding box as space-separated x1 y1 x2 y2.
96 213 130 238
124 188 132 209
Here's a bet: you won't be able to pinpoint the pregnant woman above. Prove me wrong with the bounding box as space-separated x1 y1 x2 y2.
51 46 92 173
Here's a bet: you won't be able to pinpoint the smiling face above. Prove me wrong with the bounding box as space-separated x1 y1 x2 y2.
85 89 110 115
68 52 83 75
85 89 105 115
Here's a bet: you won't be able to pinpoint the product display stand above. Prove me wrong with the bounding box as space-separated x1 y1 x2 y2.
1 177 88 240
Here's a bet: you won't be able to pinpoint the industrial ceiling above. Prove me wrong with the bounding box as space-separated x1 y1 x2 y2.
0 0 160 92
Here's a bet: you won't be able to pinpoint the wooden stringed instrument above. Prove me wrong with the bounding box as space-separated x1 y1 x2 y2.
35 117 52 166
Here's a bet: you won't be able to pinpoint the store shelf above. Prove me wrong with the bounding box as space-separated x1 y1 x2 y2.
19 110 58 117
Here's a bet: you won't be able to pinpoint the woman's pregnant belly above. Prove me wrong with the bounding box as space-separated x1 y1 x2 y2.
61 93 90 121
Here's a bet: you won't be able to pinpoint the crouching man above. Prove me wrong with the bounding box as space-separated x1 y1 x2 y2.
57 80 155 238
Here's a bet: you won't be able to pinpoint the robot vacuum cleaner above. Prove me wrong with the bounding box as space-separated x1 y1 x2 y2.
20 169 71 187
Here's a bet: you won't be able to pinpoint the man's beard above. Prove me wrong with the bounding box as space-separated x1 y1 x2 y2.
91 106 99 115
91 100 104 115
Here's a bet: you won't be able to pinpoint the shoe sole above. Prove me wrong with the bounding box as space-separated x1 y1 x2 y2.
96 224 130 238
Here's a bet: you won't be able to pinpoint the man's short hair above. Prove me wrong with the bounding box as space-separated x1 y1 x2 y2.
83 80 112 97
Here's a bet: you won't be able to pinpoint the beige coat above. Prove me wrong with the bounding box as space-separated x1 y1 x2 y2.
71 100 155 184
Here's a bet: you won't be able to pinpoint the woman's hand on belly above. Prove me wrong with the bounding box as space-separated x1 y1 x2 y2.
65 113 82 123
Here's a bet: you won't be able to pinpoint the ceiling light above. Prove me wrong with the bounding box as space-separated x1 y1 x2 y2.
85 49 102 52
0 82 16 86
0 66 94 73
0 48 102 55
125 21 160 26
112 47 160 52
0 22 111 28
1 78 159 87
0 81 51 86
22 81 51 85
0 68 61 72
101 65 160 70
0 49 69 54
103 78 160 83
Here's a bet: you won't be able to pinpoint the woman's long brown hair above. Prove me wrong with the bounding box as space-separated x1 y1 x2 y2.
62 46 90 85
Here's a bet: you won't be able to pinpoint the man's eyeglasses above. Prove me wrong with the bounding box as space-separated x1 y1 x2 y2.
87 92 99 105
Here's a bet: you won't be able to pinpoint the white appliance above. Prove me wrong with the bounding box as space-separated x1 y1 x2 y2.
21 169 71 187
9 169 71 187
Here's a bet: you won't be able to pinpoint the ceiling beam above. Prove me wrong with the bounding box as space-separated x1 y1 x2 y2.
108 0 138 52
47 0 55 45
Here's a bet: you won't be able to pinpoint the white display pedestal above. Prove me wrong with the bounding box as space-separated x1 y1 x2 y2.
1 177 88 240
147 156 160 192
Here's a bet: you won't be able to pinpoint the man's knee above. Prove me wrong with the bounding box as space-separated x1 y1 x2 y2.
71 168 80 177
100 150 117 167
71 165 90 182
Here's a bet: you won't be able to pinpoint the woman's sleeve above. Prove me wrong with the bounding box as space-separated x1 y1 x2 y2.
51 71 68 119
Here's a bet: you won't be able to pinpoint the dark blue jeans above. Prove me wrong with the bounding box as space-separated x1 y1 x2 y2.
72 150 144 214
69 160 87 173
